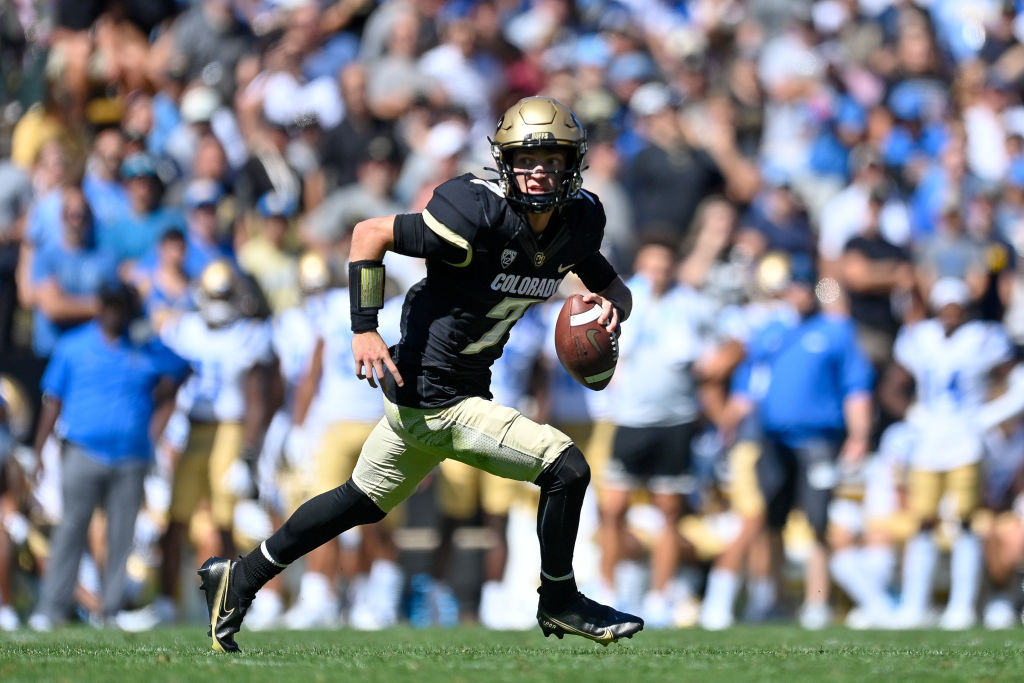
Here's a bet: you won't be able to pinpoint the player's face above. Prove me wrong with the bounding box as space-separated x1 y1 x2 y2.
937 302 965 334
510 148 568 195
635 244 676 295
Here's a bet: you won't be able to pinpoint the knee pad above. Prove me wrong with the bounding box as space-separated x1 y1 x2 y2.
535 445 591 495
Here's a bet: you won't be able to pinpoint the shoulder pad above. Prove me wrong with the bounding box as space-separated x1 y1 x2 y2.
423 174 506 244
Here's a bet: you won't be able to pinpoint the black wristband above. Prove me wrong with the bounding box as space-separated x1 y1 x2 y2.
349 260 385 332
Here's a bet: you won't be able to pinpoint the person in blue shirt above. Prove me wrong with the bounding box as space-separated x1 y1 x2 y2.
82 128 131 233
30 186 120 358
27 283 189 629
700 252 874 631
98 152 184 266
179 179 236 280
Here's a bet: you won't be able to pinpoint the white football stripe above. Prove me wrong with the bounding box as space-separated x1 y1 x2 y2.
569 305 603 326
584 367 615 383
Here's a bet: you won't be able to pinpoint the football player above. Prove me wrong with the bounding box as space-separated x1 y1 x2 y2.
199 96 642 652
121 261 274 630
879 277 1015 629
598 237 714 627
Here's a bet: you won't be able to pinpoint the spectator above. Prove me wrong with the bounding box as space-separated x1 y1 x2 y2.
700 253 874 631
839 189 916 369
129 228 193 333
599 238 714 627
626 82 756 239
818 147 912 277
178 179 236 280
148 0 253 102
0 158 33 353
914 194 988 307
81 128 130 235
100 152 182 267
322 62 400 191
27 283 187 630
305 134 405 248
234 115 303 214
30 186 119 359
736 172 815 260
581 124 635 273
239 192 301 314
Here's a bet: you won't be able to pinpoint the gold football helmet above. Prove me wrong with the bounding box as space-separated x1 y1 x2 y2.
490 96 587 213
297 251 331 295
196 260 238 326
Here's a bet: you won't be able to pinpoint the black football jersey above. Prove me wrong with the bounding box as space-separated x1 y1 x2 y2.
386 173 617 408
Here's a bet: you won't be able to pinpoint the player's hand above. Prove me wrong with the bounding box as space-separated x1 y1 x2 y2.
352 330 404 389
222 459 257 499
840 435 869 464
284 425 311 468
581 292 621 335
32 449 45 482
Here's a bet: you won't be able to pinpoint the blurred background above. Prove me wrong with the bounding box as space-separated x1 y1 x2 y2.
2 0 1024 636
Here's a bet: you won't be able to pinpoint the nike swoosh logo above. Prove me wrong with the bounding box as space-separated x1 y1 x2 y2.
547 615 615 643
557 263 575 273
212 566 233 629
586 328 602 353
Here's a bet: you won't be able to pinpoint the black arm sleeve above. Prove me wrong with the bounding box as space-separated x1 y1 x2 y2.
573 251 617 293
392 213 470 264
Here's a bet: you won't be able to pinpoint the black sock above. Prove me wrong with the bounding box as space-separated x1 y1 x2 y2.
235 479 386 599
265 479 386 563
539 573 579 612
234 542 285 600
533 446 590 611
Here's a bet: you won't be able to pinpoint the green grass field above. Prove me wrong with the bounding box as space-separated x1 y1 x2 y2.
3 625 1024 682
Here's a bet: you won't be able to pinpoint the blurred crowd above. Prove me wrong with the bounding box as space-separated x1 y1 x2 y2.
3 0 1024 634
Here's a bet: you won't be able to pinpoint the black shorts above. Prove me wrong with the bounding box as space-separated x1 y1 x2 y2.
757 435 841 540
604 422 697 494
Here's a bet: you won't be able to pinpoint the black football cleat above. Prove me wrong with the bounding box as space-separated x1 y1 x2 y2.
537 592 644 646
197 556 251 653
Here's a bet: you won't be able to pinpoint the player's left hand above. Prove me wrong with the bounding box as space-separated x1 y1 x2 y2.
222 459 257 499
352 330 404 389
840 435 869 464
580 292 621 335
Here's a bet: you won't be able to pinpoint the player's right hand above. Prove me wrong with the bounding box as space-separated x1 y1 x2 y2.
352 330 404 389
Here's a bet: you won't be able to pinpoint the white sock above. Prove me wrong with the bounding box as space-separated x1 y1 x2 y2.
298 572 333 604
615 559 648 610
745 575 777 615
900 532 938 614
861 545 896 590
830 547 878 609
859 545 896 611
702 568 740 615
368 559 403 608
947 532 982 614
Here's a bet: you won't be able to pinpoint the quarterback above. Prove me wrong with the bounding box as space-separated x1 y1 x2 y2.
198 96 641 651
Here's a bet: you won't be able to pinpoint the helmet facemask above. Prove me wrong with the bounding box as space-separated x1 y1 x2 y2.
490 97 587 214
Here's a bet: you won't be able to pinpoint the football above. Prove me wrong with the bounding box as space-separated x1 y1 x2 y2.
554 294 618 391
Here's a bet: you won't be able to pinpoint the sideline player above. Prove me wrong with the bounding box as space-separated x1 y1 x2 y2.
198 96 642 651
